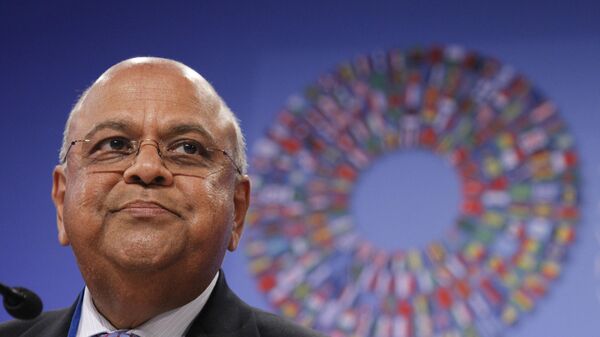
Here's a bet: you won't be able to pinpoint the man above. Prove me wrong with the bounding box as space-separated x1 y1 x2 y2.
0 57 325 337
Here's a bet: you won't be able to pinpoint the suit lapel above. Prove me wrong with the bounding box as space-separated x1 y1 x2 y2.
185 271 260 337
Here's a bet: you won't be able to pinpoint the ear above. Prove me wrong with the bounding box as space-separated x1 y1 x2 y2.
228 175 250 251
52 165 70 246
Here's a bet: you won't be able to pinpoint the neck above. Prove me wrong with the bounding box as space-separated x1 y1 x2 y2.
86 269 216 329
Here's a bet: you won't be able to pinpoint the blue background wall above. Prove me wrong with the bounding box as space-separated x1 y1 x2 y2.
1 1 599 336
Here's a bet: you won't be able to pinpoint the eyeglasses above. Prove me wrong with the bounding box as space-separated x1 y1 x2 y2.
62 137 242 177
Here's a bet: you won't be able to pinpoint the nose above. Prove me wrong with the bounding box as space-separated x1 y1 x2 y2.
123 140 174 186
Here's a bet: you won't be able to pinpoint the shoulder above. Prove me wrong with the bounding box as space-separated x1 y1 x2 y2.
251 307 327 337
189 271 327 337
0 317 35 336
0 307 73 337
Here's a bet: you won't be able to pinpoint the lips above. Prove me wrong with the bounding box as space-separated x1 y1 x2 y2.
113 200 181 218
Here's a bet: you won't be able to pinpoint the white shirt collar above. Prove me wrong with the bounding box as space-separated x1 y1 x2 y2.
76 271 219 337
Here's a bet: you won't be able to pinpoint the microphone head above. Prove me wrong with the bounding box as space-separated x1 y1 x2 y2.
3 287 43 320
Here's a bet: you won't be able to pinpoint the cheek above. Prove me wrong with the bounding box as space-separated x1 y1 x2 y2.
181 174 231 215
62 173 118 241
179 177 234 245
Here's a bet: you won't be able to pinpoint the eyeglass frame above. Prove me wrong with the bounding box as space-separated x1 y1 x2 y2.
61 138 242 176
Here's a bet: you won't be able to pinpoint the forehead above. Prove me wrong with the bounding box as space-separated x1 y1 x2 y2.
71 64 234 144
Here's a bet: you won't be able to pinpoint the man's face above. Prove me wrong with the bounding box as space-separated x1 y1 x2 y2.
51 63 250 283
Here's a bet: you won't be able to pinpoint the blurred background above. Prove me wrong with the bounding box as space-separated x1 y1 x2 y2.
0 1 598 336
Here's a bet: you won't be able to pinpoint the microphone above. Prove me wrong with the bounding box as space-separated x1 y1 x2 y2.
0 282 43 320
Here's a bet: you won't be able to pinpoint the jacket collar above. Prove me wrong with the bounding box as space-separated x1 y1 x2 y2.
185 271 260 337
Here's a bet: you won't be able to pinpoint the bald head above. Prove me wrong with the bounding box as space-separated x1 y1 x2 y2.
60 57 247 174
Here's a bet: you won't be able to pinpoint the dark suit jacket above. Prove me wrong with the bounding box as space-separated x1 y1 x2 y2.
0 272 326 337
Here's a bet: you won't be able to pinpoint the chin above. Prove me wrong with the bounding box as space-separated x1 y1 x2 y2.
99 227 187 269
107 244 185 273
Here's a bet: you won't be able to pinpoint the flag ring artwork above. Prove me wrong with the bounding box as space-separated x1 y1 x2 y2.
245 46 580 337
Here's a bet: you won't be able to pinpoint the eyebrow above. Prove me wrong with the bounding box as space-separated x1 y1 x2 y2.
80 119 217 145
163 124 216 145
83 120 134 140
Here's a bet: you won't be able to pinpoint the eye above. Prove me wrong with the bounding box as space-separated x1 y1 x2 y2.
170 140 211 157
181 142 199 154
94 137 133 153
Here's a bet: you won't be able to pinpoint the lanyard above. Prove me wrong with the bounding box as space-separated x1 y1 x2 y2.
66 291 84 337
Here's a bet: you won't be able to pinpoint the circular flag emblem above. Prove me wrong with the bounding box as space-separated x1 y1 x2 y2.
245 46 579 337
